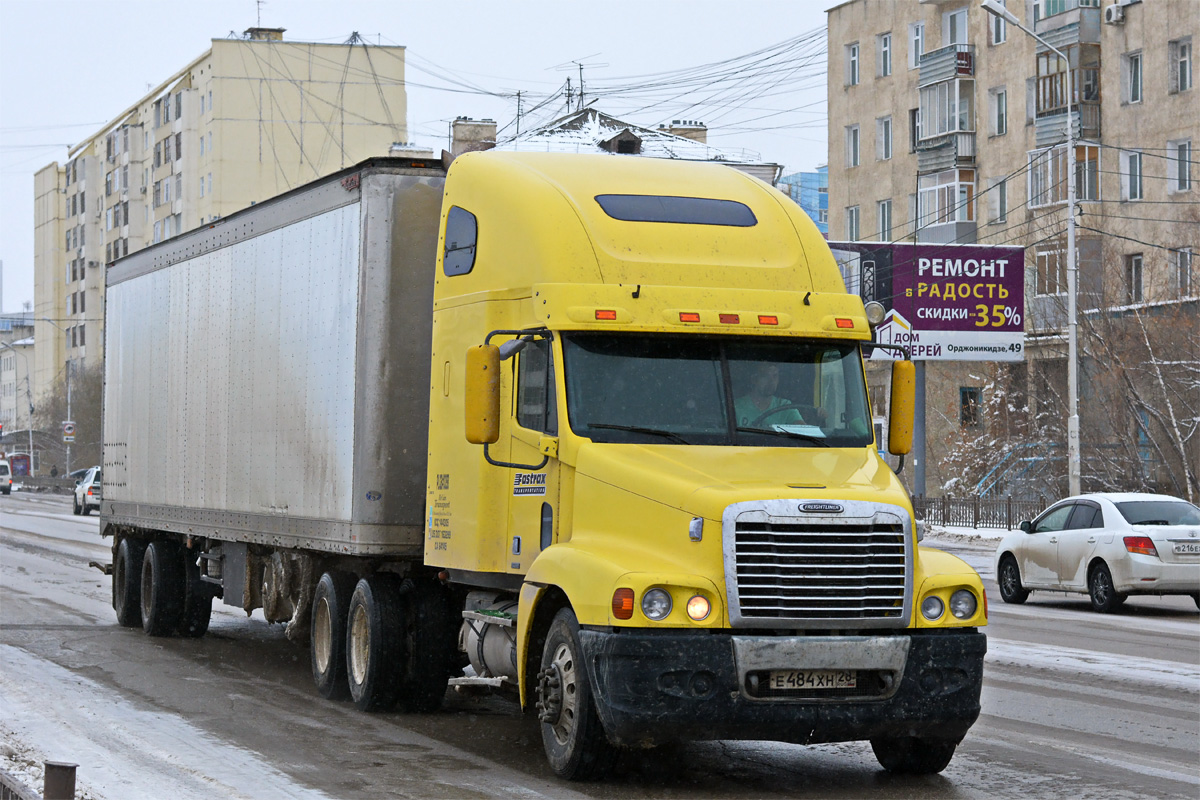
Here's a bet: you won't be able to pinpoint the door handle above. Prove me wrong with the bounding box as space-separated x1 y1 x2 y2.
1087 537 1096 543
1049 536 1057 544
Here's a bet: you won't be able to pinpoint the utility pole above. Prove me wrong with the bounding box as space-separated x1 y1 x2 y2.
578 63 585 111
516 91 522 135
565 78 573 114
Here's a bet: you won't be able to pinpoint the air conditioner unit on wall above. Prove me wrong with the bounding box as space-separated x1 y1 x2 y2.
1104 4 1125 24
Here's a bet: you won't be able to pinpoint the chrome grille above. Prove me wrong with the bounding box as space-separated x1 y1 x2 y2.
725 504 912 627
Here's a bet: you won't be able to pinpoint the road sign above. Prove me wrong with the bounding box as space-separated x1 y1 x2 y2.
62 421 75 443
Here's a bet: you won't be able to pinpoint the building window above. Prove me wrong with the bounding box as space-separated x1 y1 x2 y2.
818 208 829 225
944 8 968 46
918 169 975 227
909 22 924 69
1029 145 1100 207
990 0 1007 44
877 199 892 241
877 116 892 160
908 108 920 152
1170 38 1192 93
1168 139 1192 192
1124 51 1143 104
846 206 860 240
1036 248 1065 296
199 135 205 157
988 177 1008 223
847 43 860 85
846 125 860 167
1122 151 1144 201
960 387 981 426
878 32 892 77
918 79 975 138
990 87 1007 136
1174 248 1194 296
1125 254 1144 303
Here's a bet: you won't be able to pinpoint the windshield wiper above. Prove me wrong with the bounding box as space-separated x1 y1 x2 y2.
587 423 690 444
736 427 829 446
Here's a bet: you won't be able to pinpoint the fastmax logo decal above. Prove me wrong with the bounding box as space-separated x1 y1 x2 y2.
513 473 547 496
800 503 844 514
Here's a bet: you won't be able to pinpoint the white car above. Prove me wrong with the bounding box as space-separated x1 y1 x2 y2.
74 466 102 516
995 493 1200 613
0 459 10 495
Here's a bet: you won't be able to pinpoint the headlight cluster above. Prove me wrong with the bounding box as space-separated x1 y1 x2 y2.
612 587 711 621
921 589 978 621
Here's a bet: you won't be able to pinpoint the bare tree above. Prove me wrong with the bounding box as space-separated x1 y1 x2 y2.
33 363 103 473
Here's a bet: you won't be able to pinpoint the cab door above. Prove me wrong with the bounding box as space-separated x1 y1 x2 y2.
1021 503 1074 588
506 337 559 575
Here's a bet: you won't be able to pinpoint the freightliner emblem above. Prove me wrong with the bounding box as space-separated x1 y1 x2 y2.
800 503 844 514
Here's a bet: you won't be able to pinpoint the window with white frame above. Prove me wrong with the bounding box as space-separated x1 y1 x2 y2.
846 206 860 240
989 87 1007 136
1029 145 1100 206
1170 37 1193 93
944 8 968 46
988 176 1008 223
1174 247 1194 296
1168 139 1192 192
919 79 975 138
1121 150 1144 201
877 117 893 160
1123 51 1143 104
1125 253 1144 303
878 32 892 77
1035 247 1065 295
877 199 892 241
918 169 975 227
818 208 828 225
846 125 861 167
847 43 860 86
909 22 924 69
990 0 1007 44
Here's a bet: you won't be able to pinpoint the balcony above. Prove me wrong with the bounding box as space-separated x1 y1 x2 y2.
919 44 974 87
916 131 976 172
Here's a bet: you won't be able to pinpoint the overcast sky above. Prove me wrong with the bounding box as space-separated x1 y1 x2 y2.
0 0 834 314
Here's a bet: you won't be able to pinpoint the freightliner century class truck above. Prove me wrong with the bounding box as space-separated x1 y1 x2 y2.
100 152 987 780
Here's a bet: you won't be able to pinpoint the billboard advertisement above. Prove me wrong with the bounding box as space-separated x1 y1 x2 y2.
827 242 1026 361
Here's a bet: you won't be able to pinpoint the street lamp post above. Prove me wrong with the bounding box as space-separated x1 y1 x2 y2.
980 0 1081 496
40 318 73 475
0 341 35 473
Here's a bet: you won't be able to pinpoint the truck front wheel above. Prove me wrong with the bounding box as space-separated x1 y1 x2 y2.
536 608 616 781
141 540 186 636
113 537 146 627
311 572 356 700
871 736 957 774
346 574 404 712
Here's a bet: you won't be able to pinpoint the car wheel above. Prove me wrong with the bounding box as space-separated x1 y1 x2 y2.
997 556 1029 604
871 736 957 774
1088 562 1127 613
113 537 147 627
537 607 617 781
346 573 405 712
82 501 92 516
73 496 81 515
141 540 186 636
311 571 357 700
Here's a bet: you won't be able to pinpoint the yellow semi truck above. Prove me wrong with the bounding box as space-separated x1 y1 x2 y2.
102 151 987 781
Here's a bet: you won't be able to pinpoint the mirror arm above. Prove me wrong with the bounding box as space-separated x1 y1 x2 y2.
483 444 549 471
485 326 551 359
866 340 911 360
893 454 905 476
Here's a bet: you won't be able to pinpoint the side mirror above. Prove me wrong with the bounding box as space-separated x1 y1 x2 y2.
1019 520 1032 533
887 360 915 455
464 345 501 444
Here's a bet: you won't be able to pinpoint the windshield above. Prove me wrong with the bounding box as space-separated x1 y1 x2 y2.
561 333 873 447
1115 500 1200 526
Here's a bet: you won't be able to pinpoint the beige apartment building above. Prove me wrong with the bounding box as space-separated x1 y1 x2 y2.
827 0 1198 499
32 28 408 405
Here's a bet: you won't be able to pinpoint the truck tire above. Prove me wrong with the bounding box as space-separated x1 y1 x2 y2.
346 573 405 712
311 571 356 700
871 736 957 774
537 607 617 781
177 547 213 638
997 555 1029 604
141 540 186 636
1088 562 1126 613
396 578 456 712
113 537 146 628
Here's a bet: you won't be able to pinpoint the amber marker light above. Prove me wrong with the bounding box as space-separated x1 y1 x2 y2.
1123 536 1158 557
679 312 701 323
595 309 618 320
758 315 779 325
835 318 855 329
612 588 635 619
719 313 740 324
686 594 711 621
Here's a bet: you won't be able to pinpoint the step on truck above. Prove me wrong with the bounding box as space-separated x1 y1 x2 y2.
101 152 987 779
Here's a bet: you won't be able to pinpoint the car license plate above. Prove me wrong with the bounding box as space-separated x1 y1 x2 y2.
1173 542 1200 554
768 669 857 690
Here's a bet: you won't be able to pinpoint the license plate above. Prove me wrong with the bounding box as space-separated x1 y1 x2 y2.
1173 542 1200 554
768 669 857 690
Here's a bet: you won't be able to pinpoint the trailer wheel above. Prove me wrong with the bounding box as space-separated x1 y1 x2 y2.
537 607 617 781
871 736 957 774
311 572 357 700
346 573 405 712
113 537 146 627
396 578 456 712
141 540 186 636
176 547 213 638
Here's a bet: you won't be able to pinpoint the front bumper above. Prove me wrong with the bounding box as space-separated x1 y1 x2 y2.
579 628 986 748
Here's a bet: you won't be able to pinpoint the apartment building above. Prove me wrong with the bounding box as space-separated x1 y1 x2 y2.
827 0 1198 499
779 165 830 235
32 28 408 403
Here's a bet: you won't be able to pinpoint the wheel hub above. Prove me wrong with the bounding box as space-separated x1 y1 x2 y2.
535 662 564 724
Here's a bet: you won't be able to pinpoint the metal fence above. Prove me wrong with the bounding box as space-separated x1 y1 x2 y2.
913 495 1050 531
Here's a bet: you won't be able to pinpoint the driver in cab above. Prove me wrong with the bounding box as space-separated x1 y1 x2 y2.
735 363 807 428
